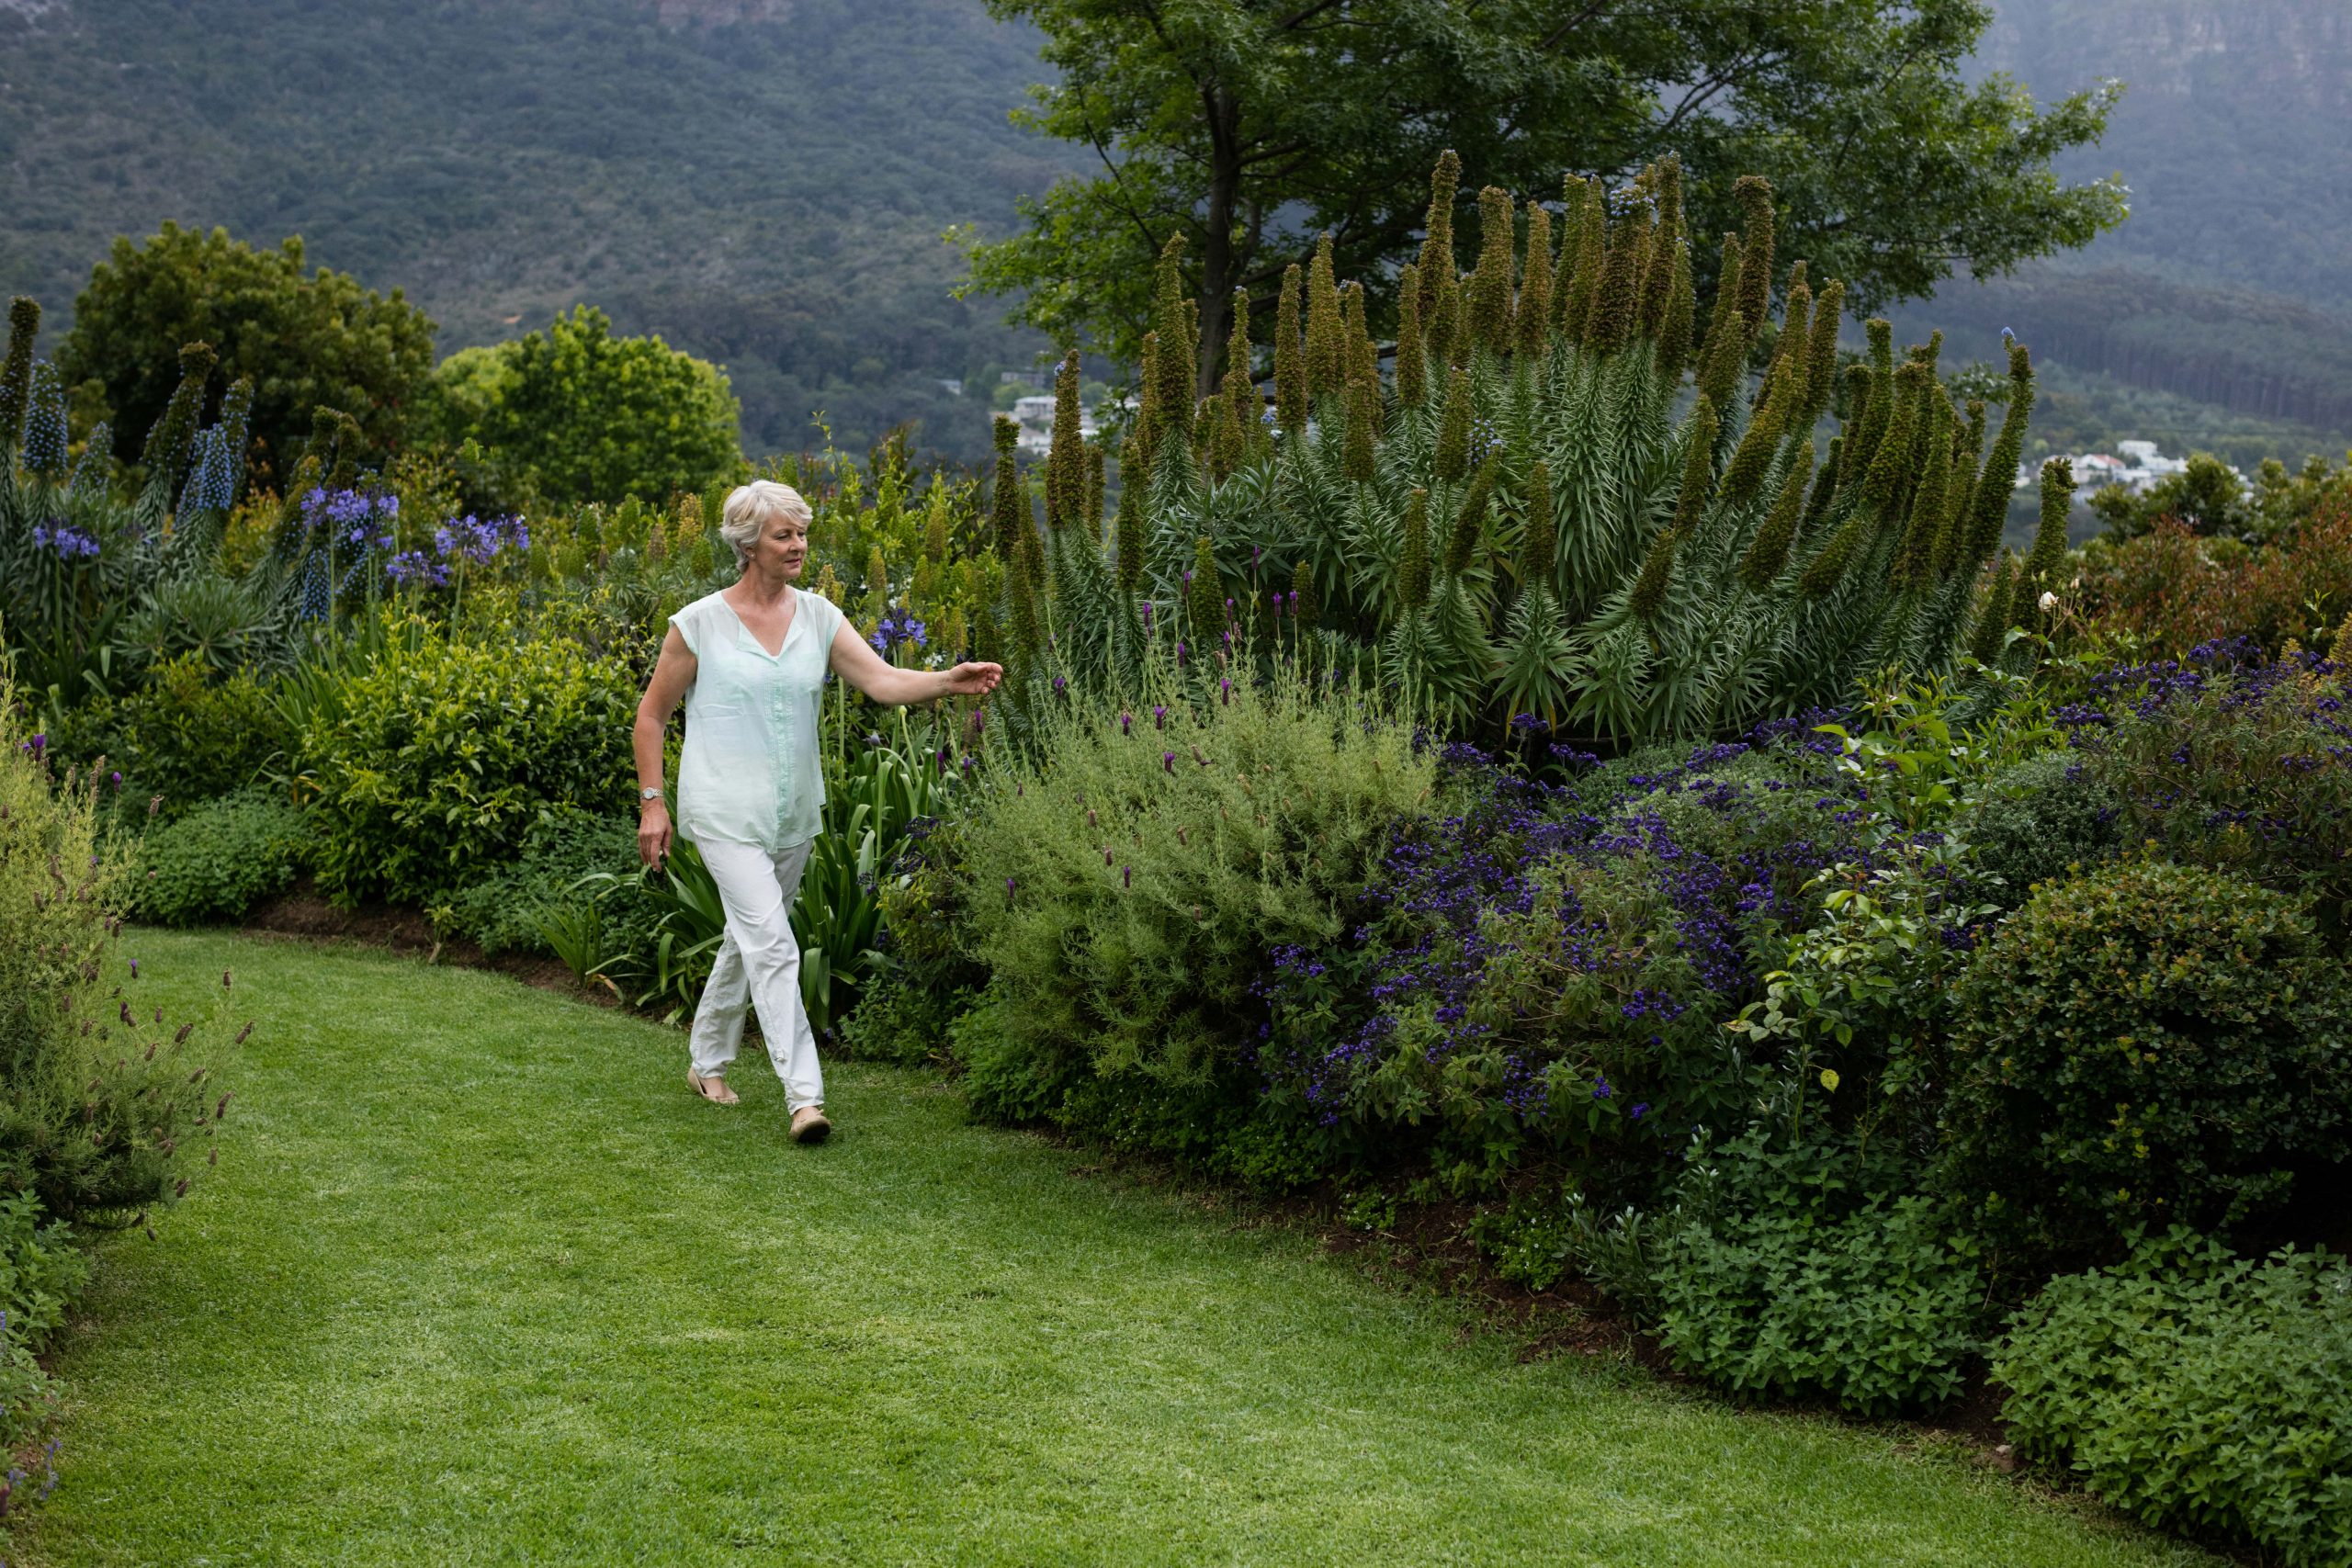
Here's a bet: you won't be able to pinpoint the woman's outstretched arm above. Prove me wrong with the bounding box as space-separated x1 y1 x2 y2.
828 621 1002 707
634 626 697 864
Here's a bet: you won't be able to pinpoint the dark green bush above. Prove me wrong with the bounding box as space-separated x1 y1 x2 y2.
1939 860 2352 1263
1965 751 2123 908
1651 1131 1984 1416
131 790 309 927
301 631 636 906
1994 1233 2352 1568
441 811 645 957
108 655 292 818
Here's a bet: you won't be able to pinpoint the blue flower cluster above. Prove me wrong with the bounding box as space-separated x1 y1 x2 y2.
300 488 400 550
385 551 448 589
20 360 68 473
29 522 100 560
870 608 928 656
433 513 528 564
179 425 241 513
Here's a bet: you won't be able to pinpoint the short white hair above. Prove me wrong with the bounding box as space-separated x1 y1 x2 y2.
719 480 812 568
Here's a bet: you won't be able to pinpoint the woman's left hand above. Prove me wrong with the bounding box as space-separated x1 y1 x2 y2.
944 661 1005 697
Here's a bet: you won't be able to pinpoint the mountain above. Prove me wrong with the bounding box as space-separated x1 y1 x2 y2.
1908 0 2352 463
0 0 1080 466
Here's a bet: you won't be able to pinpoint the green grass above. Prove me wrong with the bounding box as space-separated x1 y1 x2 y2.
17 931 2216 1566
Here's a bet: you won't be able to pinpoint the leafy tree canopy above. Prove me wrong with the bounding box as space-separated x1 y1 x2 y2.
965 0 2123 388
426 306 744 508
60 223 436 478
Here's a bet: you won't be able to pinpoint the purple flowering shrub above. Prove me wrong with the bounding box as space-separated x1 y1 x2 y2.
1264 726 1883 1192
954 672 1433 1178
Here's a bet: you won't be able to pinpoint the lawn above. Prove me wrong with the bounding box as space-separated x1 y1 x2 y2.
17 931 2217 1567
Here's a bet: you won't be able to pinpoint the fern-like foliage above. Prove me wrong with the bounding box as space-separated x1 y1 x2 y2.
1012 156 2036 749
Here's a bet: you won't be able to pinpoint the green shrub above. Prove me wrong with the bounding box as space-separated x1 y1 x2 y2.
0 1188 90 1454
2 675 227 1224
1994 1233 2352 1568
300 629 637 906
1965 751 2124 908
1651 1131 1984 1416
441 811 644 958
1939 860 2352 1263
951 668 1430 1171
131 789 309 926
96 655 291 818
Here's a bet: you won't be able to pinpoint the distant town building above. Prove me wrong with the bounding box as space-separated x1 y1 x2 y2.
2015 439 2239 498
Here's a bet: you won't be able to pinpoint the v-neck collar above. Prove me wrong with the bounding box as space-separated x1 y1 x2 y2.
718 590 797 660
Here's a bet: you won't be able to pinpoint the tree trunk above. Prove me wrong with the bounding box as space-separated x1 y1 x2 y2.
1195 85 1243 400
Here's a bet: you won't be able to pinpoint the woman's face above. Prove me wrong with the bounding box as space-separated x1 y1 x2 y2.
749 512 808 580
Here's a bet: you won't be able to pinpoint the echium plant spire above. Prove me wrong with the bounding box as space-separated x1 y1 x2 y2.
1414 151 1462 333
1045 350 1084 529
1856 359 1928 526
1583 202 1643 357
1720 360 1794 511
1893 388 1955 588
1969 552 2018 664
1654 242 1696 377
1552 179 1609 347
1131 331 1162 474
141 340 219 485
1961 341 2036 569
1394 264 1427 409
1514 201 1555 358
0 296 39 453
1274 265 1307 434
990 413 1028 565
1115 465 1147 594
1520 459 1556 594
1433 367 1473 482
1734 176 1776 347
1211 288 1253 480
1306 233 1343 397
1694 234 1746 401
1151 236 1194 442
1397 489 1431 612
1799 279 1846 427
1638 155 1685 334
1469 186 1516 353
2023 456 2075 604
1770 264 1812 404
1445 456 1496 577
1737 439 1815 590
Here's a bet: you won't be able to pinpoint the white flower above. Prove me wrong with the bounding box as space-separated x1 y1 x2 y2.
2038 591 2058 612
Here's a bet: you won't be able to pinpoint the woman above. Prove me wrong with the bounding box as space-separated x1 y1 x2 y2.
634 479 1001 1142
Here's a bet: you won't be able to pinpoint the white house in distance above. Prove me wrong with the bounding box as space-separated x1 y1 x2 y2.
1011 394 1137 457
2015 439 2238 499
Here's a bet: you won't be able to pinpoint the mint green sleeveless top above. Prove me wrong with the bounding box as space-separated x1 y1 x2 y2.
670 588 846 851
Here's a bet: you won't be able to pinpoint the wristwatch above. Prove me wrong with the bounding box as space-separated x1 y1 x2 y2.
640 786 665 804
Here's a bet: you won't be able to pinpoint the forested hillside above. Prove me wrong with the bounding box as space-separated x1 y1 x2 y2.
0 0 1079 464
1917 0 2351 458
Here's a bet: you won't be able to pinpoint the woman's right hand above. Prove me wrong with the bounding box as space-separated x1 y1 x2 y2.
639 803 673 867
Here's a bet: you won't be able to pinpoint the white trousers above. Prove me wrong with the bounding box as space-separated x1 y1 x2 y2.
686 837 825 1111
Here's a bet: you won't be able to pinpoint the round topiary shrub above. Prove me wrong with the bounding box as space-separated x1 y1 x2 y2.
1965 750 2124 909
1939 860 2352 1262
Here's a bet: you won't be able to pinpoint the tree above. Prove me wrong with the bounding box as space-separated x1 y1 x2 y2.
60 224 436 479
2088 452 2253 544
424 306 743 508
964 0 2121 390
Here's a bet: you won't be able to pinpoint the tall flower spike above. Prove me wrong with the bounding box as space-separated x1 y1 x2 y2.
1935 400 1987 575
1448 280 1475 370
1132 330 1161 475
1694 233 1745 398
1583 207 1642 357
1771 268 1813 409
1470 186 1516 352
1669 396 1721 536
1638 155 1685 334
1274 264 1307 434
1211 288 1254 479
1046 350 1084 529
1187 536 1224 637
1414 151 1463 332
1800 279 1845 427
0 297 38 451
1654 242 1696 379
1733 176 1775 346
1433 367 1473 482
1736 440 1815 590
1306 233 1343 397
1152 235 1195 436
2024 456 2075 596
1445 454 1497 577
1961 341 2035 569
1893 389 1955 588
1085 443 1105 537
1341 281 1376 389
1804 435 1843 538
1291 558 1319 629
1856 360 1927 525
1831 364 1874 497
1630 525 1678 621
1397 489 1431 611
1515 201 1555 359
1115 470 1147 594
1394 263 1427 409
1521 459 1556 592
1558 177 1605 344
1720 361 1792 512
1797 506 1869 599
1968 553 2018 664
1343 372 1378 482
990 414 1027 566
